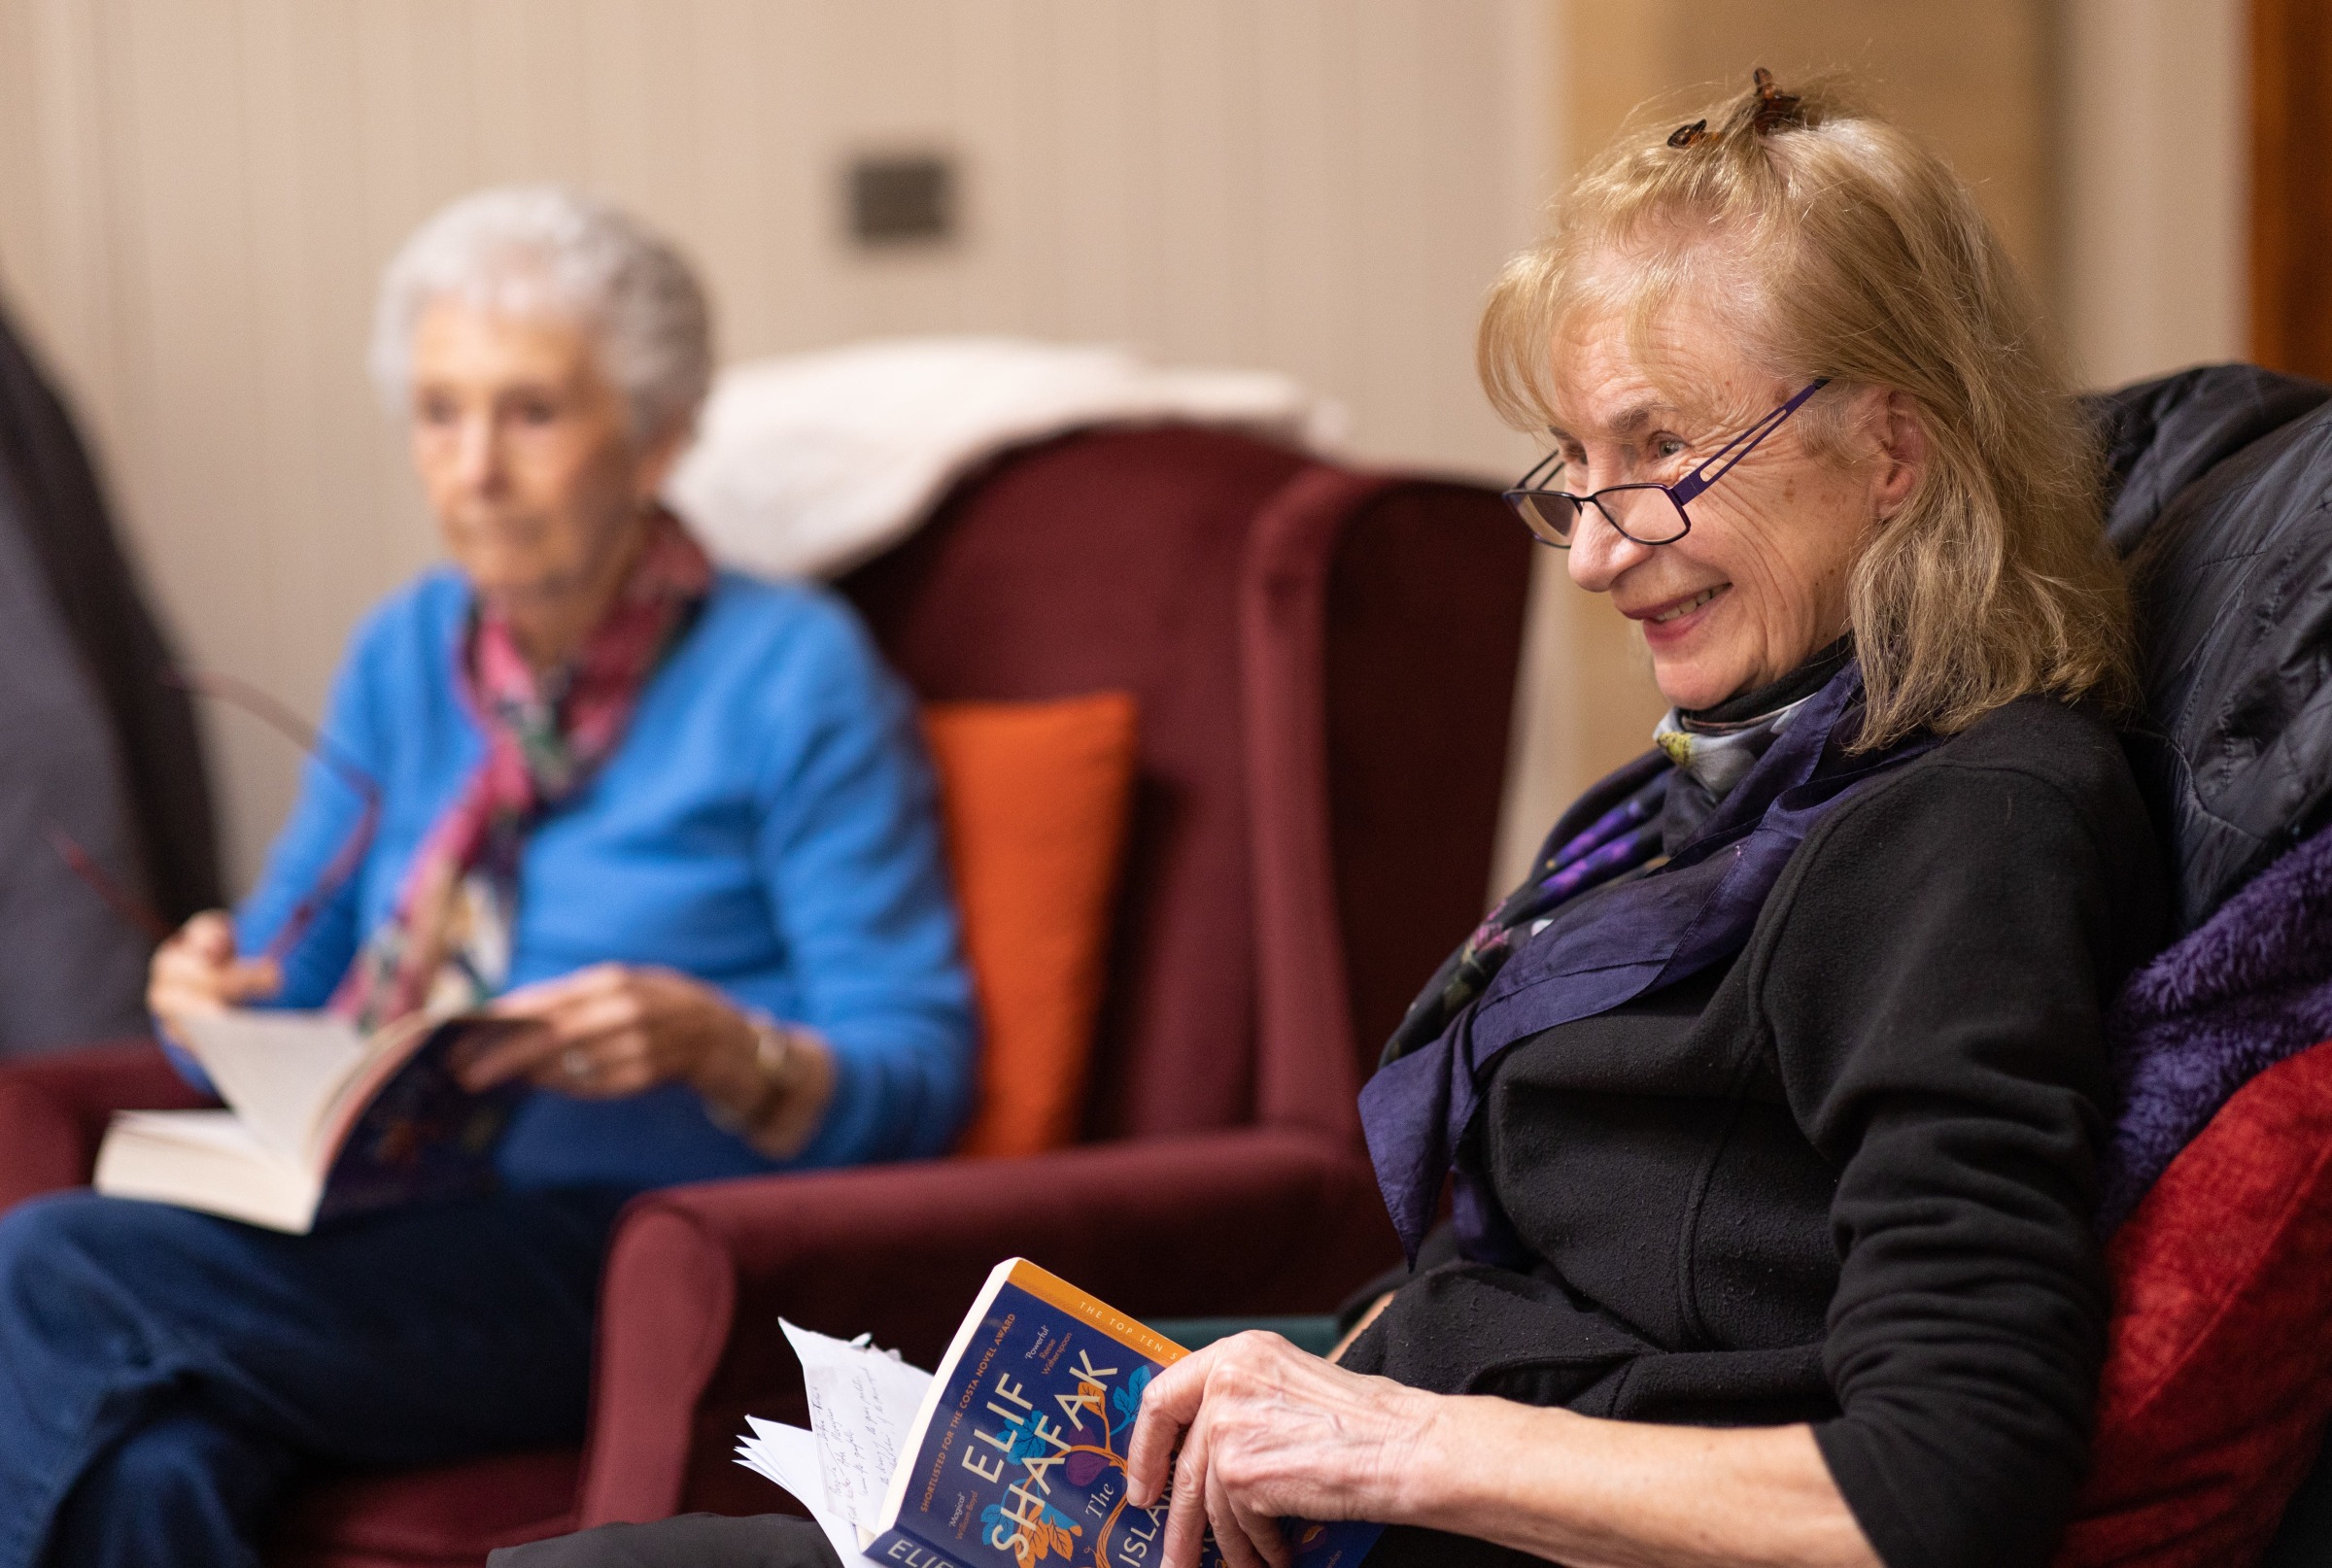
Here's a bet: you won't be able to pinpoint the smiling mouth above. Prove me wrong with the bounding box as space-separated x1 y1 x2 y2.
1645 585 1728 624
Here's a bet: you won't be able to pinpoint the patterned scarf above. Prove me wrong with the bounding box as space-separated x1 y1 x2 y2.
1380 658 1842 1072
331 510 713 1031
1361 658 1936 1264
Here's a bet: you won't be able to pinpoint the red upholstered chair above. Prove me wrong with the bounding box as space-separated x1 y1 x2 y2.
0 426 1534 1565
0 1041 213 1212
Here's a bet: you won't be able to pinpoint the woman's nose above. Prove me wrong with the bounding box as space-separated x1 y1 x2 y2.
452 415 503 493
1565 501 1654 593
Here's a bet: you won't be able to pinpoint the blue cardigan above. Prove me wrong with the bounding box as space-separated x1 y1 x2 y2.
229 566 977 1193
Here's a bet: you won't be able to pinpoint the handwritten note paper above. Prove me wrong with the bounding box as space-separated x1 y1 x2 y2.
735 1416 864 1563
778 1319 934 1545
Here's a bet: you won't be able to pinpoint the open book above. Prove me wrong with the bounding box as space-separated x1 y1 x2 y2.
737 1257 1381 1568
94 1008 526 1234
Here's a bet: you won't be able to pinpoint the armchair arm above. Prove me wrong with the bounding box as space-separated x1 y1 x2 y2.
577 1126 1395 1525
0 1039 212 1211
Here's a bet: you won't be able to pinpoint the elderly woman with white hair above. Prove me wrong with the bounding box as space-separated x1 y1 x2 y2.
0 187 975 1567
513 72 2167 1568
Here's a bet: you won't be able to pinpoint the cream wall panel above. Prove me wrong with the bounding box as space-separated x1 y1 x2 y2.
0 0 1553 894
2059 0 2247 388
0 0 2259 950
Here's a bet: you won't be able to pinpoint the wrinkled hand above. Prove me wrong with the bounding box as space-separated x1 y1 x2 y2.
461 963 755 1098
1124 1332 1429 1568
149 911 282 1044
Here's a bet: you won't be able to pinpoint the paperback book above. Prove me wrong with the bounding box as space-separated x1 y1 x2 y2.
737 1256 1381 1568
94 1007 525 1234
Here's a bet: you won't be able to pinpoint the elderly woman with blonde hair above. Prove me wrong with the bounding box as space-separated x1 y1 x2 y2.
511 70 2165 1568
1115 71 2160 1568
0 187 975 1568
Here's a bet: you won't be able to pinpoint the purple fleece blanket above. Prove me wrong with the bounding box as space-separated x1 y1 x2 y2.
2100 821 2332 1232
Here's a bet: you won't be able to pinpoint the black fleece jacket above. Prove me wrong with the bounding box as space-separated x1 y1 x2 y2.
1342 697 2167 1568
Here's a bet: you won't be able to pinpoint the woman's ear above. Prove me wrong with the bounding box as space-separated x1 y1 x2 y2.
630 421 693 508
1871 390 1926 519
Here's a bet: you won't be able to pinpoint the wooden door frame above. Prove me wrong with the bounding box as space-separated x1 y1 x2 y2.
2252 0 2332 376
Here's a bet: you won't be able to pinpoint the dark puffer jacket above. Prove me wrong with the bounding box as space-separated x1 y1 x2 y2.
2091 365 2332 932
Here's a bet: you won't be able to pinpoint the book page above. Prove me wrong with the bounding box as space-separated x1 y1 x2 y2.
307 1011 512 1165
108 1108 278 1153
779 1319 934 1544
176 1010 367 1167
93 1110 322 1233
735 1417 868 1564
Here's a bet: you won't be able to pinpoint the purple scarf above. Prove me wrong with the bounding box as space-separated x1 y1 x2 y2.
1358 664 1936 1264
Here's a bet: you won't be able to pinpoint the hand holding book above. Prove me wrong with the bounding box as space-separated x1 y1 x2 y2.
96 1006 528 1233
737 1259 1381 1568
467 965 837 1157
148 910 284 1050
1122 1331 1426 1568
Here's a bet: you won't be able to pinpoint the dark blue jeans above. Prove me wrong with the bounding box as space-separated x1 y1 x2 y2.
0 1185 631 1568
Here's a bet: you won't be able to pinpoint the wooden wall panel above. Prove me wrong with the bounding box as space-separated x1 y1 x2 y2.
1556 0 2054 299
2252 0 2332 378
0 0 1553 891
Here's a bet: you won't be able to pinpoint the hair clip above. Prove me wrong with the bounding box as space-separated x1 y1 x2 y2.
1749 67 1804 133
1667 119 1708 149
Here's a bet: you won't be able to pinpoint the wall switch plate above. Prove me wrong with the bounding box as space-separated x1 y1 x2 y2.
847 153 957 246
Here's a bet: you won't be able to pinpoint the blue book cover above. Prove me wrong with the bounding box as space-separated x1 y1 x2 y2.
868 1258 1381 1568
312 1016 525 1222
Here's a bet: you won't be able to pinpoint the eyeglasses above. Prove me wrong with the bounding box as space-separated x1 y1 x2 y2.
50 668 380 960
1503 377 1831 549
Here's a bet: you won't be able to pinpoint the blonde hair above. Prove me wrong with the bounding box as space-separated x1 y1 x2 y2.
1480 73 2131 746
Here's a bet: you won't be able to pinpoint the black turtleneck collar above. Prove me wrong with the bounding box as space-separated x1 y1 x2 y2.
1679 635 1855 730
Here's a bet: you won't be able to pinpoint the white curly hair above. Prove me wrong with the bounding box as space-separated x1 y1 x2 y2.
368 185 713 443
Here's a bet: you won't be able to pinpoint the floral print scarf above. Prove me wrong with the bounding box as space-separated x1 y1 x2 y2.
331 510 713 1031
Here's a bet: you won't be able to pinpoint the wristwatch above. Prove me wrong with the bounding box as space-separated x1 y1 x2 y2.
708 1009 805 1134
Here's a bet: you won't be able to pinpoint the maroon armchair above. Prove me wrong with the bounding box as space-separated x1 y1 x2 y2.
0 426 1533 1565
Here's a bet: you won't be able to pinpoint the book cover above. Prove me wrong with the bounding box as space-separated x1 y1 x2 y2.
869 1259 1379 1568
311 1018 524 1222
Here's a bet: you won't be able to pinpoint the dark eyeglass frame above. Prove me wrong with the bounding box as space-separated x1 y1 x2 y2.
1503 377 1831 549
50 668 380 960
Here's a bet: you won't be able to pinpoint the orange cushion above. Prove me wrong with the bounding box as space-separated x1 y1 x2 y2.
2052 1037 2332 1568
920 693 1139 1158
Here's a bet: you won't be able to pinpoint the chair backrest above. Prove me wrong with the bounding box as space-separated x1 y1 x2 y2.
2092 365 2332 933
838 426 1530 1143
2059 365 2332 1568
